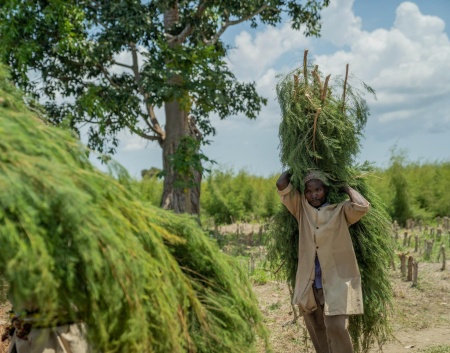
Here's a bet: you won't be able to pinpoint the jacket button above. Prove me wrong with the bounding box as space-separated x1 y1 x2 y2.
316 246 319 249
316 227 319 229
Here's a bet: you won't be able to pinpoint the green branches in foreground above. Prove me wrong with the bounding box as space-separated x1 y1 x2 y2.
0 65 268 353
348 177 395 352
269 50 394 352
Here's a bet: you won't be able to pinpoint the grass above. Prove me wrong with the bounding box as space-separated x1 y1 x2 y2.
268 301 282 311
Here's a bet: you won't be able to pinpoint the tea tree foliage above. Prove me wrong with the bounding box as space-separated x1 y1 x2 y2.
388 150 414 226
201 169 279 224
368 157 450 222
140 162 450 225
276 53 374 197
0 65 268 353
0 0 330 215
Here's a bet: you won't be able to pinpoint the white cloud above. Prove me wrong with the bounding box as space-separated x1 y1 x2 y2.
394 2 446 42
378 109 417 123
312 0 450 142
227 22 310 80
320 0 362 46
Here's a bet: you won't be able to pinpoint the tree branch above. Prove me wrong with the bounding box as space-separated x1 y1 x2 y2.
125 120 161 141
142 101 165 141
96 63 120 89
321 74 331 103
130 42 141 82
342 63 349 112
96 56 165 142
204 3 269 45
113 61 133 70
129 43 166 141
166 0 208 44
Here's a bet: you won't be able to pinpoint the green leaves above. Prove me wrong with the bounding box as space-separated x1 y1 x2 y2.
1 0 330 157
167 135 214 189
388 150 414 226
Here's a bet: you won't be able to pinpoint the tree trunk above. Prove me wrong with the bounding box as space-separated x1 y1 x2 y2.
160 4 201 217
161 101 201 216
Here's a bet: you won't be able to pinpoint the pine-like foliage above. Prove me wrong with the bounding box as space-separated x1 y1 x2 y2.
277 51 373 197
0 65 268 353
267 51 394 352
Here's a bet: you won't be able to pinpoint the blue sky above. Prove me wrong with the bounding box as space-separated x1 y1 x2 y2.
109 0 450 178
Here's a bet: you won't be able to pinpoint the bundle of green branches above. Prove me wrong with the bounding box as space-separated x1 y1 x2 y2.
267 50 394 352
0 64 268 353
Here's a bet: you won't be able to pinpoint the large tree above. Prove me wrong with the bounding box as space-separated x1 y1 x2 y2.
0 0 330 215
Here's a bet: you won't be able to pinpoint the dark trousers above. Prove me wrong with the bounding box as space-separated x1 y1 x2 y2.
302 287 354 353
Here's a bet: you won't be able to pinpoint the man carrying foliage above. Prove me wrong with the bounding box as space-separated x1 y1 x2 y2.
276 169 370 353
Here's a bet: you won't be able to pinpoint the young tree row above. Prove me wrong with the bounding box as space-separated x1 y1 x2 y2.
139 160 450 226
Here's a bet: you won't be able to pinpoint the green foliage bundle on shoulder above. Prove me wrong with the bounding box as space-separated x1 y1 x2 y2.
277 50 373 197
268 50 394 352
0 65 268 353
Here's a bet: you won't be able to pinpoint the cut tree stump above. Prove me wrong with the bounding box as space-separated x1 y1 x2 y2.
399 253 408 277
438 244 446 271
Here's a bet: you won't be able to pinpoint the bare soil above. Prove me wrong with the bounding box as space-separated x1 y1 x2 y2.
0 302 11 353
0 261 448 353
253 261 450 352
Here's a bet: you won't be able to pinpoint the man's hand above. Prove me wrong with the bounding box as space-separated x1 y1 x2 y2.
339 186 351 195
276 171 291 191
340 185 369 206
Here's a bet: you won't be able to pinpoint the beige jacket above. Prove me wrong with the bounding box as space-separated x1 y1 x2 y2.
9 324 90 353
278 184 370 316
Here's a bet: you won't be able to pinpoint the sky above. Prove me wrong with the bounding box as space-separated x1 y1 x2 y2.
107 0 450 178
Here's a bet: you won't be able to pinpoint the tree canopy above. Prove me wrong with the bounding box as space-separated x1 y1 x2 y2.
0 0 330 214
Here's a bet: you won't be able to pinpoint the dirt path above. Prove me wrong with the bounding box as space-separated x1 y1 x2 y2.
372 327 450 352
253 262 450 352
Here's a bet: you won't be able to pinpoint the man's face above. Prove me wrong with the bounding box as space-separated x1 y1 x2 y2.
304 179 327 208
